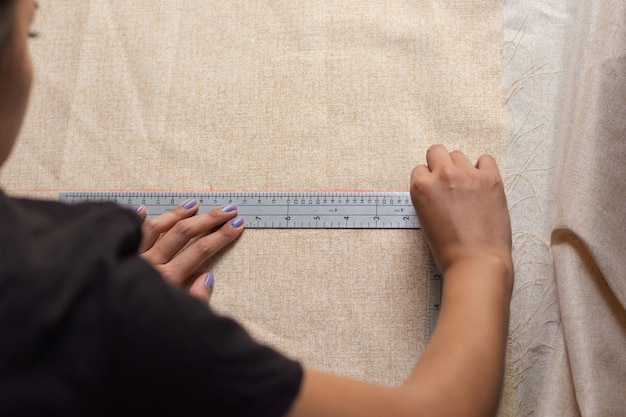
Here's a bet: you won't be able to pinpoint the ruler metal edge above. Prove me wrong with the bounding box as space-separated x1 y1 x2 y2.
60 191 441 340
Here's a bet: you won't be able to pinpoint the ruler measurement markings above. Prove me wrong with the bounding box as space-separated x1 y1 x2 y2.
427 255 443 341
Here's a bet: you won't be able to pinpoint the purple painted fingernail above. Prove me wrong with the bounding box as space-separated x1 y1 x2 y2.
230 217 245 228
135 205 144 214
221 203 237 213
182 198 197 210
204 273 214 291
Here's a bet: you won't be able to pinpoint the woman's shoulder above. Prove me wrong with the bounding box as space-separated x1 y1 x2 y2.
0 193 160 411
0 192 140 234
0 192 145 291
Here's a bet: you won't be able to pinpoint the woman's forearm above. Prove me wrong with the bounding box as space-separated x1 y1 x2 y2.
404 257 513 417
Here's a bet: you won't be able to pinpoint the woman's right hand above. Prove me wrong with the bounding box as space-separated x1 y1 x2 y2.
286 146 515 417
410 145 513 280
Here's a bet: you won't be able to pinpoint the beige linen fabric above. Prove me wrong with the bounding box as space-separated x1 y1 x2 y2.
503 1 570 415
504 0 626 415
1 0 505 403
542 0 626 415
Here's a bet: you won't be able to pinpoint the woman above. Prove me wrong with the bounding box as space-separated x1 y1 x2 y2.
0 1 513 416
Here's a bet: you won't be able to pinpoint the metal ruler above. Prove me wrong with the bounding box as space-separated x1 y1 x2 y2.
61 191 420 228
59 191 442 339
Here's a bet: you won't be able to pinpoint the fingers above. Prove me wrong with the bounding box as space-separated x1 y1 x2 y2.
139 199 200 253
412 164 431 177
425 145 491 171
425 144 452 170
412 146 499 202
410 164 432 198
158 216 245 284
449 150 473 168
476 153 499 172
189 272 213 302
142 205 239 265
135 205 147 221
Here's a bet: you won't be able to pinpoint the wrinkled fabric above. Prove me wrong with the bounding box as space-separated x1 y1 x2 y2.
504 0 626 415
547 0 626 415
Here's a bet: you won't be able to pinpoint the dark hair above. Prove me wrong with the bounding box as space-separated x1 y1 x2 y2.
0 0 17 48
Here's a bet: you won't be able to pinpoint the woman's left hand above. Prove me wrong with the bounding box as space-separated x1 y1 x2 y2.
135 199 245 301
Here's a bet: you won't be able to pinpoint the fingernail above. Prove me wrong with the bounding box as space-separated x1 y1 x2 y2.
204 273 214 291
221 203 237 213
182 198 197 210
230 217 245 228
135 205 144 214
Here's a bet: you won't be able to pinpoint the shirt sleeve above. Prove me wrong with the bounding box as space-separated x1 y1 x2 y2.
103 255 303 417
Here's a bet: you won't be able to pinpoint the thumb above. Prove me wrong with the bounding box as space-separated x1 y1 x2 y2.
190 272 214 303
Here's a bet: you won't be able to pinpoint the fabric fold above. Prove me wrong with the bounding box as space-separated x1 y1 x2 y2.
547 0 626 415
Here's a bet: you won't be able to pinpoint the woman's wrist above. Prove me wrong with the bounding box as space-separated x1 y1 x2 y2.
443 255 514 300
